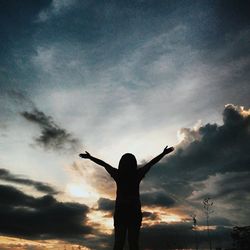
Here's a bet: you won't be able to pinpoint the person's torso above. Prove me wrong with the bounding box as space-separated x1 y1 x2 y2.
115 174 141 208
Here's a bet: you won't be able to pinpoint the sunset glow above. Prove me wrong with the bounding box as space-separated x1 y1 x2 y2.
0 236 91 250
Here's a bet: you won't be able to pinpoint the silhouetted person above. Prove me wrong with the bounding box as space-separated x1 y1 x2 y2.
79 145 174 250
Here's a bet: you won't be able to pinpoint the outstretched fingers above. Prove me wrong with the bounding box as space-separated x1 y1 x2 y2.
79 151 91 158
163 146 174 154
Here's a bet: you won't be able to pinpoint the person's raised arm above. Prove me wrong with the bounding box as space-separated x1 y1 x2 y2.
138 146 174 178
79 151 117 178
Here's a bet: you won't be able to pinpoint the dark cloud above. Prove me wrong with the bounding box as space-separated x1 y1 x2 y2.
190 172 250 201
0 168 58 194
142 211 159 220
97 197 115 212
0 184 91 240
96 191 175 212
145 104 250 190
21 108 80 152
80 232 113 250
141 104 250 225
141 190 176 207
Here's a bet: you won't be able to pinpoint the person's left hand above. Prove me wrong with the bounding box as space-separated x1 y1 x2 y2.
163 146 174 155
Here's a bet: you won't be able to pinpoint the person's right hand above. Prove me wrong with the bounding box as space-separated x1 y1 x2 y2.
79 151 91 159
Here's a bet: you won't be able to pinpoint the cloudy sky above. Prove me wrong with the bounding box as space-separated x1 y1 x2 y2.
0 0 250 249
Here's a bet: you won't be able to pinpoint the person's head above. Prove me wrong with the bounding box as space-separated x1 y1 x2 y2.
118 153 137 174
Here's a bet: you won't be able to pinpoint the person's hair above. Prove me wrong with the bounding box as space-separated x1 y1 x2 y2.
118 153 137 175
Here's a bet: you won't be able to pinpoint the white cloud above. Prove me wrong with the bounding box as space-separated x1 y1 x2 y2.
29 24 225 162
32 47 56 72
37 0 79 22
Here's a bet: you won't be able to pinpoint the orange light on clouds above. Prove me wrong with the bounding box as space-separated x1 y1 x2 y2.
160 213 183 223
85 205 187 234
87 210 113 234
0 236 90 250
195 225 217 231
141 206 185 227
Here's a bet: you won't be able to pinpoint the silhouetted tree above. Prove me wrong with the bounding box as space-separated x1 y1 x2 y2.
191 214 198 250
203 198 214 250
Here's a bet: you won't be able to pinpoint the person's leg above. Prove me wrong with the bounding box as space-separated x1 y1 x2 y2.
113 225 127 250
128 224 140 250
